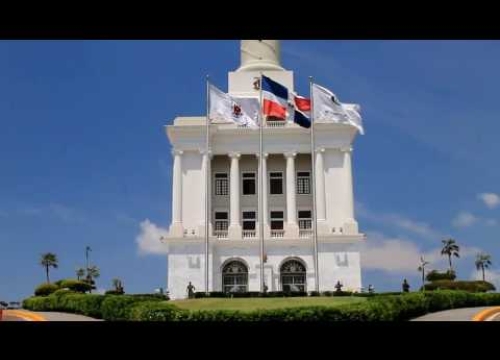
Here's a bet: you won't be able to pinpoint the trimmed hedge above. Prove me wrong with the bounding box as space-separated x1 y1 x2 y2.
423 280 495 293
101 295 165 321
58 279 93 293
34 283 59 296
129 291 500 322
193 291 309 298
105 290 125 295
426 270 457 282
23 290 500 322
129 301 184 321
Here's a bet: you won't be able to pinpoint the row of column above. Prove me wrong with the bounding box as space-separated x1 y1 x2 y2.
170 148 355 237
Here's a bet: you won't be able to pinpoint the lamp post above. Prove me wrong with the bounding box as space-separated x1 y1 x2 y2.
85 246 91 271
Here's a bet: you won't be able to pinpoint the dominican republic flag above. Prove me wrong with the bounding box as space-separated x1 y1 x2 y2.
290 94 311 128
262 75 288 120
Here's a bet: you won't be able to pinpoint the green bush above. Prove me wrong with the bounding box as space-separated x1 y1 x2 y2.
58 279 93 293
309 291 320 297
101 295 165 321
332 291 353 297
423 280 495 292
129 301 184 321
52 289 78 297
34 283 59 296
105 290 125 295
23 288 500 322
426 270 457 282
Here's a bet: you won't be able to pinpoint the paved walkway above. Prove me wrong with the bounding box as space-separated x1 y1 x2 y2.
33 312 102 321
412 307 491 321
1 310 101 321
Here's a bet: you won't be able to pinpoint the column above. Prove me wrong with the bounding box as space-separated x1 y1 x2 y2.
228 152 242 239
198 149 213 237
257 152 270 238
284 151 299 238
315 147 328 234
169 149 184 237
341 146 358 234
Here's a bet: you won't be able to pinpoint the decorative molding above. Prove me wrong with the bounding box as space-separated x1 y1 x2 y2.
199 149 213 158
171 149 184 156
284 151 297 158
228 152 241 159
315 147 325 154
340 146 353 153
255 152 269 159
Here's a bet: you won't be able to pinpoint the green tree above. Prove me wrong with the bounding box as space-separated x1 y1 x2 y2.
441 238 460 272
112 278 122 291
475 253 492 281
417 256 430 291
40 253 58 283
85 265 100 292
76 267 85 281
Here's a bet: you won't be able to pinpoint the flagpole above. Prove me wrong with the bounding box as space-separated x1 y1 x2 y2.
205 75 210 294
309 77 320 293
259 73 265 293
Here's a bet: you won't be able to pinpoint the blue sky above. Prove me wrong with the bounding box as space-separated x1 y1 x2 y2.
1 40 500 301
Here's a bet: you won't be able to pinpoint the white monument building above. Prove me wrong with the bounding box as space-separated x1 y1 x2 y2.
163 40 365 299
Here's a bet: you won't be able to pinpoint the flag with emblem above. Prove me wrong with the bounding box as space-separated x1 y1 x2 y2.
208 83 258 128
311 83 364 134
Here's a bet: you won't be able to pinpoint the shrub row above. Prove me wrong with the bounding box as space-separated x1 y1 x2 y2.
23 294 167 320
34 280 92 296
422 280 495 292
24 290 500 322
192 291 368 298
130 291 500 322
426 270 457 282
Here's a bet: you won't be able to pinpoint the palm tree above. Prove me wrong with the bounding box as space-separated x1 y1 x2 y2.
76 267 85 281
85 265 100 293
87 265 100 280
417 256 430 291
441 238 460 272
475 253 492 281
112 278 122 290
40 253 58 283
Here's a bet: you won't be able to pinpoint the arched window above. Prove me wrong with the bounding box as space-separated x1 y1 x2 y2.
222 260 248 293
280 259 306 292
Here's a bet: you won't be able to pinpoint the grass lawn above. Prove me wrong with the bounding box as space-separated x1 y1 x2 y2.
171 296 366 312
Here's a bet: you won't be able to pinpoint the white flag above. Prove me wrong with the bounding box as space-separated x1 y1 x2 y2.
208 84 258 128
311 83 364 135
343 103 364 135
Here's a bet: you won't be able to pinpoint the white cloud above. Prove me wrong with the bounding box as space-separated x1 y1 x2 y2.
470 269 500 291
486 219 498 226
16 203 85 223
361 233 425 273
477 193 500 209
452 212 477 228
356 202 441 240
361 231 482 274
48 203 85 223
136 219 169 255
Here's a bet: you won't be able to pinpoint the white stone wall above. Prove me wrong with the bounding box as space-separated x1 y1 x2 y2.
318 242 362 292
167 242 205 300
323 148 349 232
181 150 203 236
167 241 362 299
